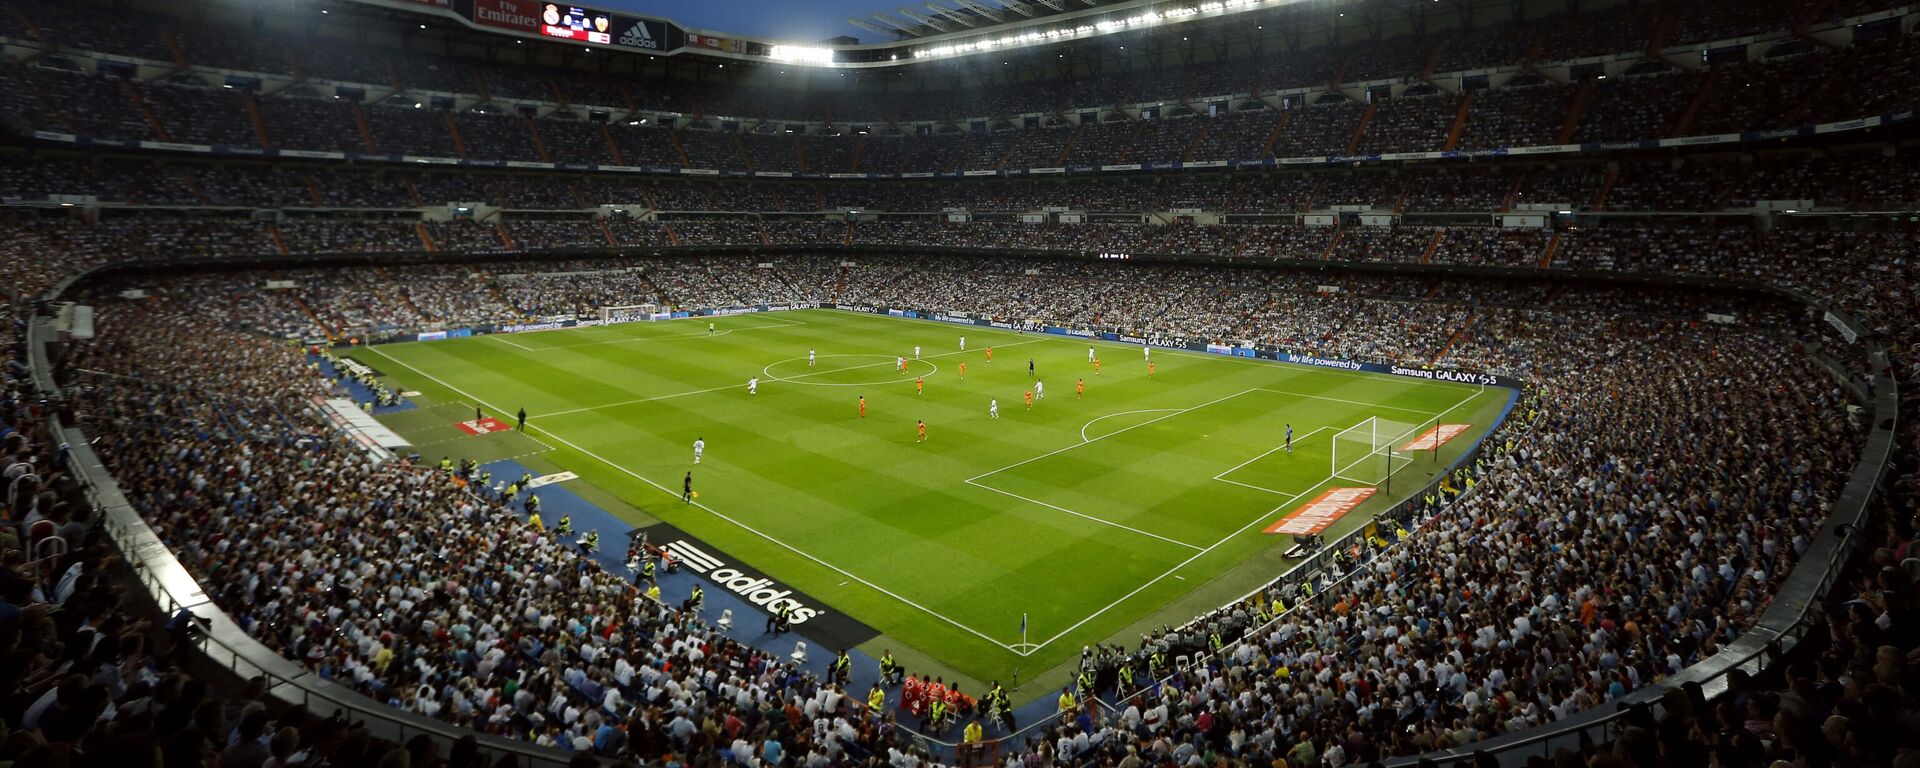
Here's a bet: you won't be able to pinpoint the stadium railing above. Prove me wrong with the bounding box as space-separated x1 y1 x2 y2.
21 253 1900 768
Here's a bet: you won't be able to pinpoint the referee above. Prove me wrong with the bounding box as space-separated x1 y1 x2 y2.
682 471 694 503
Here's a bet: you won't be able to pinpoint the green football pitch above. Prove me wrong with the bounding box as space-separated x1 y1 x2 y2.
349 309 1511 690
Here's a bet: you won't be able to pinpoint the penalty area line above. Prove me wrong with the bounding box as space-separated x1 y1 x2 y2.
354 345 1033 654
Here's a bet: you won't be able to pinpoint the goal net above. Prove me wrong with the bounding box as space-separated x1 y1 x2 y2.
600 304 658 325
1330 416 1423 487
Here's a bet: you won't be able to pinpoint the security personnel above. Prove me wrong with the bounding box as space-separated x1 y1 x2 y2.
767 603 791 634
525 494 541 516
1301 580 1316 599
867 683 886 714
503 482 519 504
1117 660 1135 693
1056 686 1076 714
1208 629 1225 655
685 584 704 612
1148 649 1167 679
440 457 453 474
1076 668 1094 699
478 470 492 490
928 696 948 732
639 556 656 583
879 650 899 684
555 514 571 535
580 530 599 554
520 471 534 488
995 694 1015 730
527 512 545 531
963 720 983 743
831 649 852 685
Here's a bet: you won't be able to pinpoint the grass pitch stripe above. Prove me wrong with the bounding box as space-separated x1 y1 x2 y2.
356 344 1033 653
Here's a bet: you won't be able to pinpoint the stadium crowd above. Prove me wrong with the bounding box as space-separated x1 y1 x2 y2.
0 0 1915 765
1 2 1914 173
4 204 1906 766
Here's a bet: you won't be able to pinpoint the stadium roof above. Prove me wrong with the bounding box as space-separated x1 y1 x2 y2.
846 0 1135 40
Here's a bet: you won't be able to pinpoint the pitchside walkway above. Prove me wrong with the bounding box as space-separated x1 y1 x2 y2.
475 455 1070 752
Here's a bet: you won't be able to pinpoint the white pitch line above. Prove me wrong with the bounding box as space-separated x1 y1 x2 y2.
967 388 1262 484
1017 482 1319 656
1079 409 1181 443
1019 387 1499 656
490 334 540 351
1253 388 1456 415
1211 425 1333 480
963 479 1206 551
356 345 1032 654
823 308 1489 394
540 341 1045 418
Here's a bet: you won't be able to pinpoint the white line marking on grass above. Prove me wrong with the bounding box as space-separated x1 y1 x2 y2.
1253 389 1456 414
536 317 807 350
355 345 1032 654
965 389 1260 555
1078 409 1181 443
820 308 1486 394
491 335 540 351
1019 386 1500 656
1209 426 1333 496
541 382 744 417
963 479 1206 551
967 388 1262 484
760 354 941 387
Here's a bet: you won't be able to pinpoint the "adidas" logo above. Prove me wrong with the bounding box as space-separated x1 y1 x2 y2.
665 540 821 624
618 22 658 50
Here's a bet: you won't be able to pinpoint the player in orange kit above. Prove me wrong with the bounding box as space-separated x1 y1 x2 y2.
858 396 867 419
1024 389 1034 410
1093 358 1102 376
958 362 967 379
916 420 927 443
916 376 924 395
1076 378 1085 399
1148 360 1157 378
985 346 993 365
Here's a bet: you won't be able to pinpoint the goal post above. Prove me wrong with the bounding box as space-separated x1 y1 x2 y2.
1330 416 1423 488
599 304 658 325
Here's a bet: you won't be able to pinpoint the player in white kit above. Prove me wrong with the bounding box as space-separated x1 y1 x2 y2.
1035 380 1045 400
1143 345 1151 361
693 437 705 464
747 377 758 395
808 349 816 367
989 399 999 419
959 336 966 351
1088 346 1096 362
914 345 921 359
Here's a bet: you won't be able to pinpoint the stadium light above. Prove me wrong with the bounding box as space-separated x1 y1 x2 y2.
770 45 835 64
911 0 1291 60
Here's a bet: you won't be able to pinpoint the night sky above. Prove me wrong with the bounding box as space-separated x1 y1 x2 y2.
593 0 900 43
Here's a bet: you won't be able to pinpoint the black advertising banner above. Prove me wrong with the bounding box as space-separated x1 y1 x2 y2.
609 15 682 52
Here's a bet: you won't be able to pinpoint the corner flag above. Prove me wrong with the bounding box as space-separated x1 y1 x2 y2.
1020 613 1028 646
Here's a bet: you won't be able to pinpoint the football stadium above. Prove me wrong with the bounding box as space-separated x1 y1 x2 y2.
0 0 1914 766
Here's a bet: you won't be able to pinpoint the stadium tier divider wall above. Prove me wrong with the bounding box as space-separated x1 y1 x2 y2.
21 251 1898 766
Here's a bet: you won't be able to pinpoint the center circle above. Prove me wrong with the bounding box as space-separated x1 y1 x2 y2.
762 354 940 387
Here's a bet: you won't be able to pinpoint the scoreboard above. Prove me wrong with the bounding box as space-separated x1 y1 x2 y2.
468 0 678 52
539 4 611 45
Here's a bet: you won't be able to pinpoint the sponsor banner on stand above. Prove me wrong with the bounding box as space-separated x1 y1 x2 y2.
525 471 577 489
471 0 540 33
641 521 879 648
1265 487 1378 535
1400 424 1472 451
455 417 514 435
